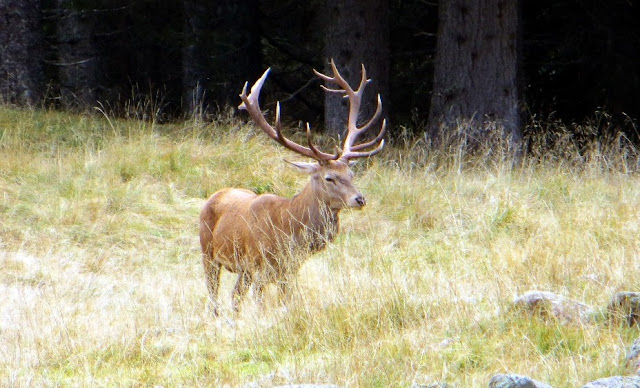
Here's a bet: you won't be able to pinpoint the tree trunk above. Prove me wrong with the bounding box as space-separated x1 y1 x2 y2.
323 0 389 138
427 0 521 145
0 0 44 106
182 0 261 116
55 0 99 110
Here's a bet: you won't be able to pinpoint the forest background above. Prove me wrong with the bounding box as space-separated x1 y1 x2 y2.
1 0 639 145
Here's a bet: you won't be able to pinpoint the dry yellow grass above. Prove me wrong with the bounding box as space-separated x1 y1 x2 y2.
0 106 639 387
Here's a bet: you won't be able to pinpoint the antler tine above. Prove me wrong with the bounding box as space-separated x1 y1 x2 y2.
313 60 385 161
238 68 276 138
340 69 382 160
343 138 386 160
306 123 340 161
351 118 387 152
345 93 383 144
238 68 337 162
355 63 369 95
314 59 360 95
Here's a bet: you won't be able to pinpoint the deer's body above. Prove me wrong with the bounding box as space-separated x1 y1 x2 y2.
199 61 385 315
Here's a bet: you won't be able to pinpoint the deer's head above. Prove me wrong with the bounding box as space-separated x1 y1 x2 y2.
238 60 385 211
286 159 364 210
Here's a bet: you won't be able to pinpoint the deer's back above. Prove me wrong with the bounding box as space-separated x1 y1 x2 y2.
199 188 292 273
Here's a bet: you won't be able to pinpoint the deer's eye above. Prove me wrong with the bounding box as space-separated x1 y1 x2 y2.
325 176 335 183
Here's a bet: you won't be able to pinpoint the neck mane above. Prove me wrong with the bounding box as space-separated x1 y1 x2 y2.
288 181 340 251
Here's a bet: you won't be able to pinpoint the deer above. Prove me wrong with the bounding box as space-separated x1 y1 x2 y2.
199 60 386 316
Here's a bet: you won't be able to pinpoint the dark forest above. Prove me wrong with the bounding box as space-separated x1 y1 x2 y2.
1 0 639 143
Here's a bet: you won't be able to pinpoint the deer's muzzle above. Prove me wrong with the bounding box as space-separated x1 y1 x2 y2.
350 194 366 208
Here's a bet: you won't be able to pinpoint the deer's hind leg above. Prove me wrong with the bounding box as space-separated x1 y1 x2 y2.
231 270 253 313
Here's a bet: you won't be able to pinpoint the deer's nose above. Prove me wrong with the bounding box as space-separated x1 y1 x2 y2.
354 194 366 208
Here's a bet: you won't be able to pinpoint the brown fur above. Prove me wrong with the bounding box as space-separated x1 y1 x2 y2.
199 160 364 315
202 61 385 315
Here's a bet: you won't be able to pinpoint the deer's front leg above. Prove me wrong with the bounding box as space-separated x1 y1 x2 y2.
276 277 294 307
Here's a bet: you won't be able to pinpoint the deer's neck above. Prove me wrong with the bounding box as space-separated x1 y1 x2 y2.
288 182 340 250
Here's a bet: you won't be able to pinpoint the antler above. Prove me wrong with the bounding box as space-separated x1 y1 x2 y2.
313 59 386 161
238 69 339 162
239 61 385 163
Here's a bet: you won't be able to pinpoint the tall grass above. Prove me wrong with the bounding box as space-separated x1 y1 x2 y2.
1 106 639 387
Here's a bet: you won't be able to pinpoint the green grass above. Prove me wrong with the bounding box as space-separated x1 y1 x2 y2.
1 106 639 387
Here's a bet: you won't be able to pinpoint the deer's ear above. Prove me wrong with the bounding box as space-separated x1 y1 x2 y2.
284 159 319 175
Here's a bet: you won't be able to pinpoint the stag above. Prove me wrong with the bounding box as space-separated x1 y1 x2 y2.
199 60 386 315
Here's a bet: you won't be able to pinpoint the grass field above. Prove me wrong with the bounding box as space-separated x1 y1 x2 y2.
1 106 639 387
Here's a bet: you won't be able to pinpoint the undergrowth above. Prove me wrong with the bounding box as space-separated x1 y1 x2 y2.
0 106 639 387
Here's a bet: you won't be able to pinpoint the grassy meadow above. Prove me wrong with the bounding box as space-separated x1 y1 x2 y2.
1 106 639 387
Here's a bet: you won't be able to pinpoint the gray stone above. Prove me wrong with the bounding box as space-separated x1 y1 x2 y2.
582 376 640 388
275 385 341 388
608 292 640 327
627 338 640 376
513 290 595 324
489 373 553 388
412 383 452 388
